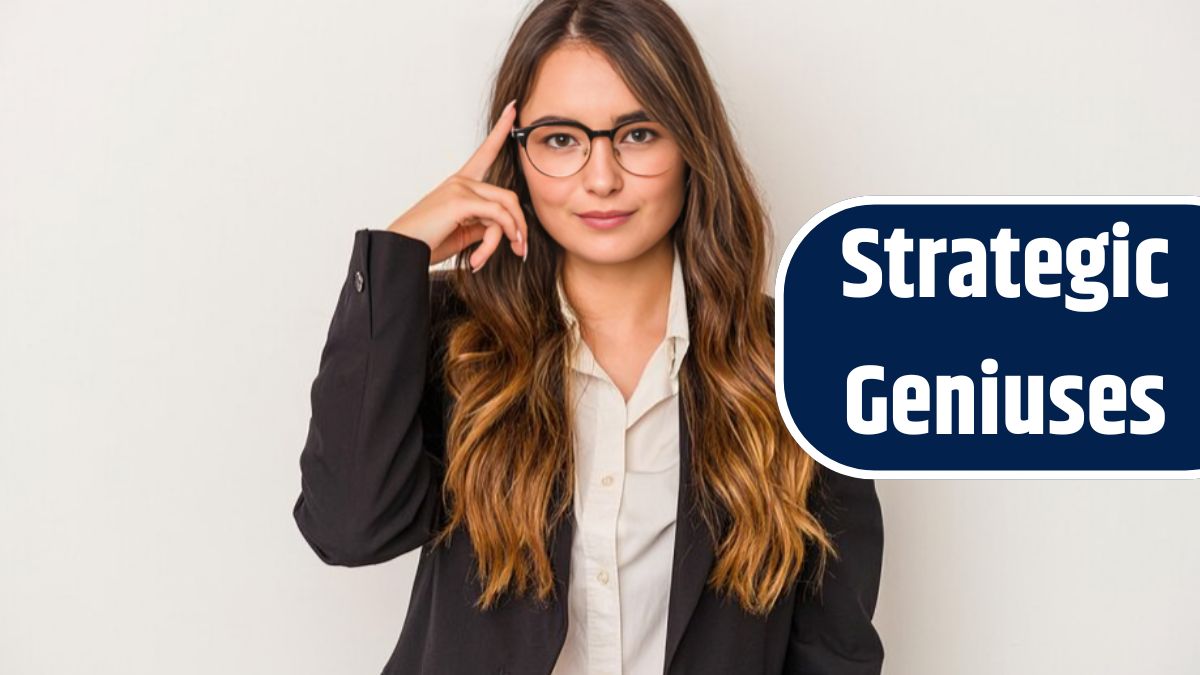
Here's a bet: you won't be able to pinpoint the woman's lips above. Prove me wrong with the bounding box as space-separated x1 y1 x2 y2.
577 210 634 230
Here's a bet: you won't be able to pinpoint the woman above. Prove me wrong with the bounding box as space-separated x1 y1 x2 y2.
292 0 884 673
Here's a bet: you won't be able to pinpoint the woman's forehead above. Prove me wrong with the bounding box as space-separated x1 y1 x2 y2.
521 43 644 128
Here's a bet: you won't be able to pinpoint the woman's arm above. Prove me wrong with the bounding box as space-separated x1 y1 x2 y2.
292 228 450 567
784 468 886 674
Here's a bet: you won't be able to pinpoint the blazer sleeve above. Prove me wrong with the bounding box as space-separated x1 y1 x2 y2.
292 228 450 567
784 467 886 674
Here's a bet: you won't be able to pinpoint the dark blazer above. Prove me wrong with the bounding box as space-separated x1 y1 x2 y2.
293 228 885 675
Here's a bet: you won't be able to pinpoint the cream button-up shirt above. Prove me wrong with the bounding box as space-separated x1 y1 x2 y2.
549 244 690 675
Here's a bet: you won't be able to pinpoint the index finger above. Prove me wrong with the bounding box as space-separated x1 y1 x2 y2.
457 99 518 182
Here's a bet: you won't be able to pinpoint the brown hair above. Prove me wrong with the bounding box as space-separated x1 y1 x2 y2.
429 0 834 617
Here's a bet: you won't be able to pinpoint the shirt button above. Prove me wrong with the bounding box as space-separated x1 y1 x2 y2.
600 475 614 487
354 270 364 293
597 570 609 585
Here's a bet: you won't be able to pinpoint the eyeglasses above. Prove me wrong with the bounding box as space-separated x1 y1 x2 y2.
510 118 678 178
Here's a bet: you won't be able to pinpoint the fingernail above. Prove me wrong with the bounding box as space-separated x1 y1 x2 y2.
506 99 516 112
472 262 483 273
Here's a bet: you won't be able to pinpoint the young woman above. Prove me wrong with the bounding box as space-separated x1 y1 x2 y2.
292 1 884 673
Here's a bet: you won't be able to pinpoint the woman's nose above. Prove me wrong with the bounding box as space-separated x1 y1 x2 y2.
580 137 623 196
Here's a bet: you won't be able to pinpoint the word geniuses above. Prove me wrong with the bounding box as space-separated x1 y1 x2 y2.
847 359 1164 436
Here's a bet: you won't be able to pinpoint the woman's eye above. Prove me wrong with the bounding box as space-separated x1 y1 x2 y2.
545 134 577 149
621 127 658 144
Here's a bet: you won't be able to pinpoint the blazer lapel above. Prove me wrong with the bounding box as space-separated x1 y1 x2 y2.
548 462 574 669
663 392 715 672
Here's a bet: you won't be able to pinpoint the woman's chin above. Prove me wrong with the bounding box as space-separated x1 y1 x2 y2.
558 234 668 267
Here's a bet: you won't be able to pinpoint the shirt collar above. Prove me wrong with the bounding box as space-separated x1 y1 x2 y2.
557 242 691 380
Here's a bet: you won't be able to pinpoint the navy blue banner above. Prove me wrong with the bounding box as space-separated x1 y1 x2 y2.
775 197 1198 478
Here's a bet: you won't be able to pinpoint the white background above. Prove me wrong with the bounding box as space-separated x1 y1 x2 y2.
2 0 1198 673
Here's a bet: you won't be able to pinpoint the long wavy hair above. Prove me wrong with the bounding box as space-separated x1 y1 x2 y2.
428 0 834 617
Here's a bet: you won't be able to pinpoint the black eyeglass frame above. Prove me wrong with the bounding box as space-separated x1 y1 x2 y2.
509 119 673 178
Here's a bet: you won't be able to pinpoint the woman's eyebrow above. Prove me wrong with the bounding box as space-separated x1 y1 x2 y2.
525 110 651 126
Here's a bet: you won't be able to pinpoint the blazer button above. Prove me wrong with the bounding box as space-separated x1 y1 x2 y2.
354 270 364 293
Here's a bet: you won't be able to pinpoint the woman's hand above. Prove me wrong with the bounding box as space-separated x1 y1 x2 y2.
385 99 530 271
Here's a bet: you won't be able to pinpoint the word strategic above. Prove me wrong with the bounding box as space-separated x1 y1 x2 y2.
842 221 1168 312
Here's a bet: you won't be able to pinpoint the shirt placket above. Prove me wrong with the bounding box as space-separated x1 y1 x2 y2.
582 368 626 675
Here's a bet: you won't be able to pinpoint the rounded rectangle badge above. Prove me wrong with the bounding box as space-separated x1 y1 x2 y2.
775 195 1199 479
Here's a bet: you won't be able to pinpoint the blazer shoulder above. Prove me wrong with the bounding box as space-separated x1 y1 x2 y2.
762 292 776 341
761 292 775 315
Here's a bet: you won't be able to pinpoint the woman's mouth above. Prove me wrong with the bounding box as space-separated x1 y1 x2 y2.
576 210 635 230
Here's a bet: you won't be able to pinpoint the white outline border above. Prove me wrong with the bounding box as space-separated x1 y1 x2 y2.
774 194 1200 480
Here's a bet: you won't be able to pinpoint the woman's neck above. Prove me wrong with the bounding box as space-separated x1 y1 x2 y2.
560 235 675 339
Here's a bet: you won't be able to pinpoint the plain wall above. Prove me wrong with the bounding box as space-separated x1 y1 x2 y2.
2 0 1198 673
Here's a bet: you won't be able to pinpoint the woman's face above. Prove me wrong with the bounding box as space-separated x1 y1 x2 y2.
516 42 688 267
